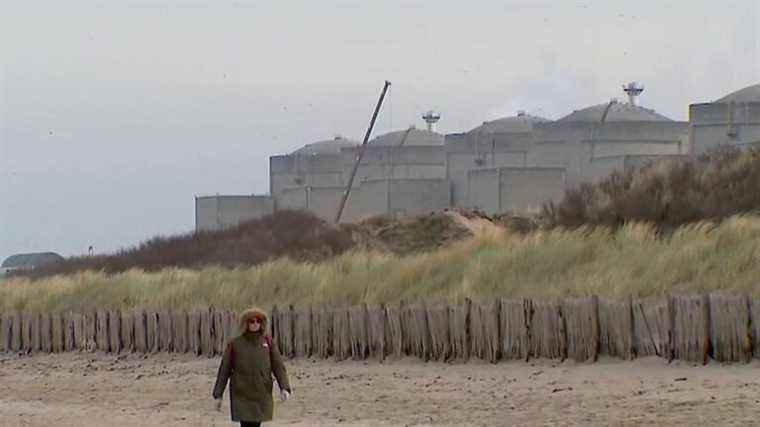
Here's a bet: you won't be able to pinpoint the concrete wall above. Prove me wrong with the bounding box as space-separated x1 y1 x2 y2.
457 131 533 152
270 154 344 196
623 154 689 169
274 182 388 223
527 140 584 189
445 136 530 207
341 180 389 222
306 187 344 222
257 115 692 222
590 141 682 158
500 168 566 213
388 179 451 217
591 122 689 142
530 121 687 189
340 146 446 183
276 187 308 211
446 152 528 206
467 169 500 213
195 195 275 231
272 179 450 223
351 164 446 182
467 167 566 214
583 154 690 185
690 102 760 155
446 151 528 207
269 155 295 196
585 156 627 183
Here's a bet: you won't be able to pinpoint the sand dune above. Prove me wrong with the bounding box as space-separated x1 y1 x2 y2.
1 353 759 426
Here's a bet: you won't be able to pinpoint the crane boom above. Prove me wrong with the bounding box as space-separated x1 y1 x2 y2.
334 80 391 223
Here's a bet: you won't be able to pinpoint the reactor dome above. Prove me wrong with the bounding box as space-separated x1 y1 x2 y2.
467 111 551 135
291 136 357 156
558 102 673 123
715 83 760 103
370 127 445 146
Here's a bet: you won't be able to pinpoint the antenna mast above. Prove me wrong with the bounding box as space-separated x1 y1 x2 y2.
622 81 644 106
422 110 441 132
334 80 391 223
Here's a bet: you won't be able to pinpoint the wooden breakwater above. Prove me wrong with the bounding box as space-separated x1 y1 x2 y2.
1 294 757 364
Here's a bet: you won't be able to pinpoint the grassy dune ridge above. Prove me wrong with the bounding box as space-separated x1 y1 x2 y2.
543 147 760 228
3 215 760 313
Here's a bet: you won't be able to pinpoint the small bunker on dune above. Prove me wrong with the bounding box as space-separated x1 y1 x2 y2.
1 252 64 276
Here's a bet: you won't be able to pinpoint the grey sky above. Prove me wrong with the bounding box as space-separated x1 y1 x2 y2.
1 0 759 261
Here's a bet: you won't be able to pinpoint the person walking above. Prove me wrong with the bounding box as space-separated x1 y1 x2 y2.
213 307 292 427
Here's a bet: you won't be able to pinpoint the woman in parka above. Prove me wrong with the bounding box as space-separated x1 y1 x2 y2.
213 307 292 427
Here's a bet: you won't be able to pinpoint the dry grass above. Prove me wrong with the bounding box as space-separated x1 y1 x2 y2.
21 210 473 280
3 215 760 313
24 210 354 278
542 146 760 229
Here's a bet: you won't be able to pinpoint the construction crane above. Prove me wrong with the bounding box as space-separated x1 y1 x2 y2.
334 80 391 223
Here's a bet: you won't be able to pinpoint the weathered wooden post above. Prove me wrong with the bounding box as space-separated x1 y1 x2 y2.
21 312 33 354
171 311 188 353
133 308 148 354
11 312 22 352
0 312 11 353
64 313 76 352
464 298 472 362
71 312 84 351
40 313 53 353
121 310 135 353
188 310 201 356
200 308 214 357
51 313 65 353
109 310 122 354
96 310 110 353
158 310 173 353
500 298 530 361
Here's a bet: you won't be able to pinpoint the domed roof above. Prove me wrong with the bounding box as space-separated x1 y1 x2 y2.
559 102 673 123
468 112 550 134
2 252 64 269
370 127 444 146
715 84 760 103
291 136 357 155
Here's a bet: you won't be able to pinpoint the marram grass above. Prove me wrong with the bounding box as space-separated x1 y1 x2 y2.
3 215 760 313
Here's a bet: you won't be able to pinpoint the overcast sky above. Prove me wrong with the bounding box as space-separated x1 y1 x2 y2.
1 0 759 261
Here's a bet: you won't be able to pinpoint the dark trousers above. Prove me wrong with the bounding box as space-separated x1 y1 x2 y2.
241 422 261 427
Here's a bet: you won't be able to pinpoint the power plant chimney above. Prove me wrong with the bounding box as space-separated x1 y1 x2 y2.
422 110 441 132
622 82 644 106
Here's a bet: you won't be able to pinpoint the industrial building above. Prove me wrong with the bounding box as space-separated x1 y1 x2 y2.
196 83 759 231
1 252 64 276
690 84 760 155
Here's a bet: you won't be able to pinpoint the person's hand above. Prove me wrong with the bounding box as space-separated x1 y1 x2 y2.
214 397 223 412
278 389 292 402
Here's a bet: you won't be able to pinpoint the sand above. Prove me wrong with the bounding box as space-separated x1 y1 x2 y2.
1 352 759 426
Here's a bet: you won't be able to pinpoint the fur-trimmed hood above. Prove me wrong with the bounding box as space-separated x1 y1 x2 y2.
238 307 268 333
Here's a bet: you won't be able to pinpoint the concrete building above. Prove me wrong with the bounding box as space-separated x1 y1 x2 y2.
273 127 450 222
269 136 356 197
530 98 688 187
690 84 760 155
195 195 275 231
468 166 566 215
196 82 755 229
1 252 64 275
447 112 545 206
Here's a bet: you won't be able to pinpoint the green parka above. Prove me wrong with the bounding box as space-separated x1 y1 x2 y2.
212 308 291 423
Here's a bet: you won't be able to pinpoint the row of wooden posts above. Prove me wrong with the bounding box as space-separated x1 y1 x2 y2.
2 294 759 364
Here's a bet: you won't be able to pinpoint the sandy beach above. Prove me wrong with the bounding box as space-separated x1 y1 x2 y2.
1 352 759 426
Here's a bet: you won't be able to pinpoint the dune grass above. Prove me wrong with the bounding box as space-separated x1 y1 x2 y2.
2 215 760 314
542 147 760 229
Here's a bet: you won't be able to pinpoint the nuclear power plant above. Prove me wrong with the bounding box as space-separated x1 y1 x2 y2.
195 83 760 231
